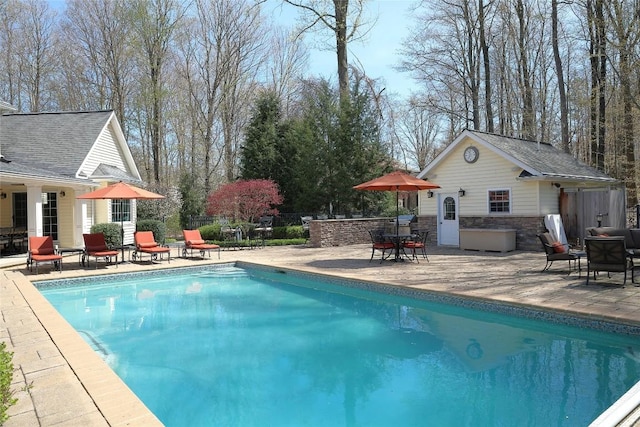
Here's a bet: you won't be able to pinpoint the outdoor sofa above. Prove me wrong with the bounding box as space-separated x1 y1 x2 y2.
586 227 640 255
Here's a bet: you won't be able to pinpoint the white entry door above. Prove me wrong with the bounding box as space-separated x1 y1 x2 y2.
438 194 459 246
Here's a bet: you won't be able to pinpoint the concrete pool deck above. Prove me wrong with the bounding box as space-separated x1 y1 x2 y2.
2 244 640 426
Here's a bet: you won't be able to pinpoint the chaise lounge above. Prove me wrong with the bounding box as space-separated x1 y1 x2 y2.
83 233 119 268
182 229 220 259
132 231 171 263
27 236 63 274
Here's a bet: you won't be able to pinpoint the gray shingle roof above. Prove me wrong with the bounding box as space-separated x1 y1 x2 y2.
467 130 617 183
0 110 114 179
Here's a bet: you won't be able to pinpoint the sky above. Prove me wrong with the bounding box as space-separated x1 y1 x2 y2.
269 0 417 98
47 0 417 98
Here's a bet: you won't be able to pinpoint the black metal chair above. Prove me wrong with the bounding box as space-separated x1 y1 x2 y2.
538 232 580 274
368 229 395 263
403 230 429 262
254 216 273 247
585 236 634 286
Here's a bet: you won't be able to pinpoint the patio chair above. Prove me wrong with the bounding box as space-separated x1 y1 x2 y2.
132 231 171 263
585 236 634 286
182 229 220 259
537 232 580 274
301 216 313 240
83 233 119 269
368 229 395 263
403 230 429 262
254 216 273 247
27 236 63 274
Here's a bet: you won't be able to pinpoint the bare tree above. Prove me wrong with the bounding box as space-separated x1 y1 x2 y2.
396 96 443 171
265 27 309 116
606 0 640 205
283 0 368 102
61 0 135 135
132 0 184 184
1 0 58 111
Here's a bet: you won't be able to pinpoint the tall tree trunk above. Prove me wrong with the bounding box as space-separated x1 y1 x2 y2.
463 0 480 130
552 0 569 153
515 0 534 140
334 0 349 103
587 0 605 170
478 0 494 133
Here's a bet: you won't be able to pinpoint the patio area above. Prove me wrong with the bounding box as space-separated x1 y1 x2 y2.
2 244 640 426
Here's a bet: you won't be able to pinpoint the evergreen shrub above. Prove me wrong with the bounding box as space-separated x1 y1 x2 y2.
199 224 222 241
90 223 122 247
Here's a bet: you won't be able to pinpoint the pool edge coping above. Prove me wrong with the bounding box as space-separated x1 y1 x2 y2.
6 270 163 426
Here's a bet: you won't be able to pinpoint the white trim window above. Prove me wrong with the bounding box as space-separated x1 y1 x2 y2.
111 199 131 222
488 188 511 214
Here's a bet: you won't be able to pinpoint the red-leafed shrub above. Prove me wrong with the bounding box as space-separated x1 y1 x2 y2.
206 179 283 223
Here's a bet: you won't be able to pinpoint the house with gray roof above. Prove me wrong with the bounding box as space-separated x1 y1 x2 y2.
416 129 624 250
0 107 142 252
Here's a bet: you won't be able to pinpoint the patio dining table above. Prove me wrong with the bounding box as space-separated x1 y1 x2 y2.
382 233 416 262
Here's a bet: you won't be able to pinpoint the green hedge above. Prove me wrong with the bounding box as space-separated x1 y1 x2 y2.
136 219 166 244
272 225 304 239
199 224 222 241
195 224 304 243
90 223 122 247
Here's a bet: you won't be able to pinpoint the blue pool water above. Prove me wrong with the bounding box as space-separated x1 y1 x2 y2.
39 265 640 426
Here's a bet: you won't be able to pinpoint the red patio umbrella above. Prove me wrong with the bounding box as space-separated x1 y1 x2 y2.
77 181 165 261
354 171 440 260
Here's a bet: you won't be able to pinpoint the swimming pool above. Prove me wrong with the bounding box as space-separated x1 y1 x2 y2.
38 264 640 426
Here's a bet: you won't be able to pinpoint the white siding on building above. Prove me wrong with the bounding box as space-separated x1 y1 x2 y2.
419 137 545 216
79 123 128 178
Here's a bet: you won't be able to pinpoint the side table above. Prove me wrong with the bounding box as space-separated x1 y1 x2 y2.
57 247 85 266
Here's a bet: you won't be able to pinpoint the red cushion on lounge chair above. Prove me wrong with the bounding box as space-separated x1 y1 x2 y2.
551 241 566 253
30 248 54 255
138 242 158 248
31 254 62 261
90 250 119 256
138 246 169 253
187 239 205 245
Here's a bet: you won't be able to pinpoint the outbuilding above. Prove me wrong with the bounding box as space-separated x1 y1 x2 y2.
416 130 623 251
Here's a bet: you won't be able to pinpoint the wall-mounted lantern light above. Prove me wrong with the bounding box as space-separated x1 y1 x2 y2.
427 190 434 198
0 192 6 199
596 213 603 227
458 188 466 197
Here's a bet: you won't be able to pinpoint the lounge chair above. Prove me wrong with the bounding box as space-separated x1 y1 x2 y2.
132 231 171 263
27 236 63 274
182 229 220 259
83 233 119 268
585 236 634 286
537 232 581 274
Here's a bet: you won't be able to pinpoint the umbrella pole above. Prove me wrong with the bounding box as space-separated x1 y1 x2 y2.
120 199 125 263
395 189 400 261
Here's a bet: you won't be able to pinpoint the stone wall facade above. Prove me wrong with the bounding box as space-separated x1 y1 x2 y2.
309 215 545 250
309 218 388 248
